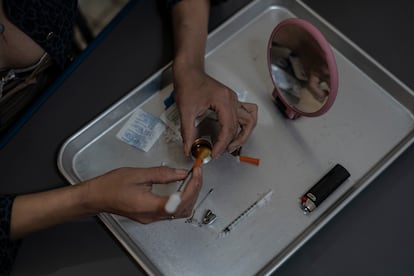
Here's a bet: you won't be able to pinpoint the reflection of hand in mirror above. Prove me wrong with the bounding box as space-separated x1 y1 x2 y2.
305 60 330 103
271 23 331 109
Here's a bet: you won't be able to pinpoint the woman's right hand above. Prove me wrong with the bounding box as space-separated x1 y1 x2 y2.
85 166 203 223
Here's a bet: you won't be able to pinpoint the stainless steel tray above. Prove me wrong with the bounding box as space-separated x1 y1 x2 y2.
58 0 414 275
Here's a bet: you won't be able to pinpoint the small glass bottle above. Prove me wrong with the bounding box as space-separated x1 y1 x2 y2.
190 137 213 165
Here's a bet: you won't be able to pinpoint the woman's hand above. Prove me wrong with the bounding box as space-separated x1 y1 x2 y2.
85 166 202 224
173 66 258 157
10 166 202 240
171 0 258 158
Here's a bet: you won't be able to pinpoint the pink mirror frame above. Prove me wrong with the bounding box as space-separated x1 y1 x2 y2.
267 18 339 119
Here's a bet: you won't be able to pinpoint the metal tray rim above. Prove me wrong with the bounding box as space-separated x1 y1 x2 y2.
57 0 414 274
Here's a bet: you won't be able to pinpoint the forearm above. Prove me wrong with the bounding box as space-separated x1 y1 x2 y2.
8 166 197 240
172 0 210 74
10 183 96 240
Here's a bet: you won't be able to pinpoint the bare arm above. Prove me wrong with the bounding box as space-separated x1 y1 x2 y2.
171 0 258 158
10 184 93 240
10 166 202 240
171 0 209 75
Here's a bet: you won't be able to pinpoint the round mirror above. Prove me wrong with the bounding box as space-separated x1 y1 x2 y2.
267 18 338 119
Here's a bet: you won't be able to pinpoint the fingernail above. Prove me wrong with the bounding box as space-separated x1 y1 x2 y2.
229 145 241 155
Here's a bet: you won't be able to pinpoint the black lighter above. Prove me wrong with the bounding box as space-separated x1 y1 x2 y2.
300 164 350 213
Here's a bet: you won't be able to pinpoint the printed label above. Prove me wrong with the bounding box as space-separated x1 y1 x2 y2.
116 108 166 152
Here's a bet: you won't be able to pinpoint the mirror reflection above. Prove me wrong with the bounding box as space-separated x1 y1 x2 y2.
269 19 335 116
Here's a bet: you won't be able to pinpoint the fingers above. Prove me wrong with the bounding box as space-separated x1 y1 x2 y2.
173 71 258 158
99 166 201 224
228 102 258 153
197 99 258 157
210 91 239 158
212 111 238 158
177 167 203 218
143 167 202 221
308 74 328 102
179 109 198 156
126 166 188 184
166 167 203 219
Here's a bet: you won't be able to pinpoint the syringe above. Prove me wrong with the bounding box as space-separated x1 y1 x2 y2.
220 189 273 237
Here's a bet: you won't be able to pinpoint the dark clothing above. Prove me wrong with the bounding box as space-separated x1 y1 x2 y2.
4 0 78 69
1 0 227 274
0 195 20 275
0 0 77 136
1 1 78 273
